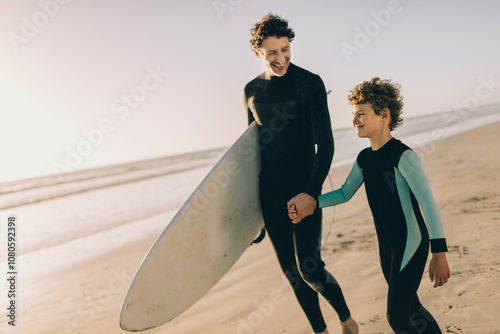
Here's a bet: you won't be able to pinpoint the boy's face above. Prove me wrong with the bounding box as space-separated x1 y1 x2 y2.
352 103 389 138
254 36 291 77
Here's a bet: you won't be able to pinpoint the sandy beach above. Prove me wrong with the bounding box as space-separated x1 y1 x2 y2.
2 121 500 334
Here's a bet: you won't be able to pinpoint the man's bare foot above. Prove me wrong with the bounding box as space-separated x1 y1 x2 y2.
340 317 359 334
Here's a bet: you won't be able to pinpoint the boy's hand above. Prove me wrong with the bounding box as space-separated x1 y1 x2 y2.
429 252 451 288
287 193 316 224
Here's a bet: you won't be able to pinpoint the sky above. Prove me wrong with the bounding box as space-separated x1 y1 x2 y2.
1 0 500 183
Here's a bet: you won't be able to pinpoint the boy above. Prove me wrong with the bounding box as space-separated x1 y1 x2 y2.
289 78 450 333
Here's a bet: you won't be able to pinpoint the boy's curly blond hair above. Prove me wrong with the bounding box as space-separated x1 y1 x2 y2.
348 77 404 131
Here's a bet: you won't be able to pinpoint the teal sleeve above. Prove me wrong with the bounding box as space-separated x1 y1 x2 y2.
318 160 364 208
398 150 447 252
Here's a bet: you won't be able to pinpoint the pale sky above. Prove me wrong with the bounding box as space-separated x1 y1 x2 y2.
1 0 499 182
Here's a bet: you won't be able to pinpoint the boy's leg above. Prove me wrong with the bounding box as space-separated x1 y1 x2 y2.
409 295 442 334
385 241 442 334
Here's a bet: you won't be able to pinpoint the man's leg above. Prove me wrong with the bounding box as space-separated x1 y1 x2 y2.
263 201 327 333
293 208 351 323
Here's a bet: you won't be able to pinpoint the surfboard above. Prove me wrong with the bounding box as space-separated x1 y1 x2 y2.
120 122 264 332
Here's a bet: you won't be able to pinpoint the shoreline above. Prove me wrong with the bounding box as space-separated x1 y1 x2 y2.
2 103 499 188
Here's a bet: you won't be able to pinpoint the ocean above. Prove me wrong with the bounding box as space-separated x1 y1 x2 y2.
1 104 499 257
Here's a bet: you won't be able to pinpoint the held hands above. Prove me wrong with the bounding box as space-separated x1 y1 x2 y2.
287 193 316 224
429 252 451 288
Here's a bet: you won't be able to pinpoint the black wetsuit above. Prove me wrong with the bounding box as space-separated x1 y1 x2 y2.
244 63 351 333
319 138 448 334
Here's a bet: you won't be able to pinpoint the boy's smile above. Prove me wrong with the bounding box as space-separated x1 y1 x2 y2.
352 103 393 150
352 103 383 138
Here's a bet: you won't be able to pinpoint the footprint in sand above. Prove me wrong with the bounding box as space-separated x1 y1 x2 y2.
445 324 466 333
359 314 383 326
448 245 469 257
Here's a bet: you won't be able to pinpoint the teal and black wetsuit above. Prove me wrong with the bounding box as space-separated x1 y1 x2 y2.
319 138 447 334
244 63 351 333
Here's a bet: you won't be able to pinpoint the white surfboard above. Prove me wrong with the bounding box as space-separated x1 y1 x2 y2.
120 122 264 332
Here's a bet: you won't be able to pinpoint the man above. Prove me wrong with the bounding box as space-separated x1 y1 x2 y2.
243 13 358 334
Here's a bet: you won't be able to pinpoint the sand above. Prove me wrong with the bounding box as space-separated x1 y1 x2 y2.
2 121 500 334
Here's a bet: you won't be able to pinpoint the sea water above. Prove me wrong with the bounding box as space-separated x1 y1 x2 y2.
0 105 499 257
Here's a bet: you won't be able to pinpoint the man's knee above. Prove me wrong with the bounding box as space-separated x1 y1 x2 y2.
298 260 326 293
282 266 304 290
302 274 325 293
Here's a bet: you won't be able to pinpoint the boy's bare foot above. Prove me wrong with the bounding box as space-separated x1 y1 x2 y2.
317 329 329 334
340 317 359 334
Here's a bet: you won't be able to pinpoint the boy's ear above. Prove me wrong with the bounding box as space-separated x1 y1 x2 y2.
381 108 391 120
253 49 261 58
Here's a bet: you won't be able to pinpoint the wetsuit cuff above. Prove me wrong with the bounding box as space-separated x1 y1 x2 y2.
430 238 448 253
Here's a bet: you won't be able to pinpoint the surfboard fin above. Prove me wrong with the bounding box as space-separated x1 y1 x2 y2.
251 228 266 245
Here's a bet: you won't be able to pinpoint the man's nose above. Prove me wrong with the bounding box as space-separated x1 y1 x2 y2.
276 52 285 63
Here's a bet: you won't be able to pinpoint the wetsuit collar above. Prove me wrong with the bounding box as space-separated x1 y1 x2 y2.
266 63 296 81
370 137 397 153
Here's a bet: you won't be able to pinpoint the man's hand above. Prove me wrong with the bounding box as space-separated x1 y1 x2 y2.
429 252 451 288
287 193 316 224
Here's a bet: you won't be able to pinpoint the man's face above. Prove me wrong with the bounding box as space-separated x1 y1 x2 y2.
254 36 291 77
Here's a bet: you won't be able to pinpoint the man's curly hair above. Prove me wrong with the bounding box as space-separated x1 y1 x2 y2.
348 77 404 131
249 13 295 51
